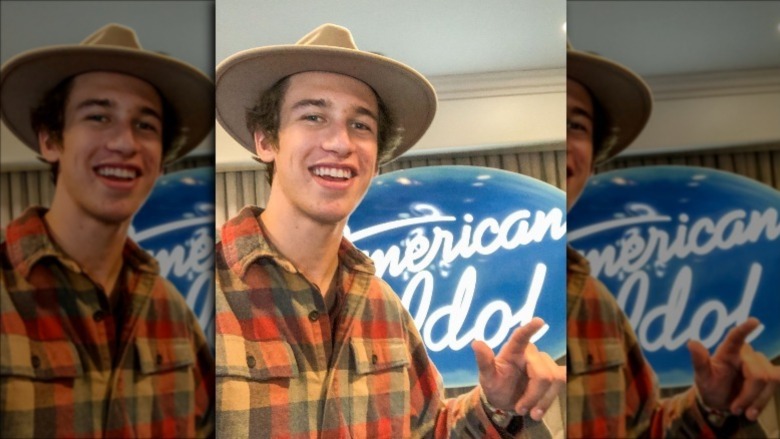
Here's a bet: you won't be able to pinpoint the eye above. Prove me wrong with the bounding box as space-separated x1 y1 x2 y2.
567 120 589 133
86 114 109 123
137 120 160 133
303 114 323 123
352 121 371 131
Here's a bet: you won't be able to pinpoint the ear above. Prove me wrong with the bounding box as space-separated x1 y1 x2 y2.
38 130 62 162
254 130 277 163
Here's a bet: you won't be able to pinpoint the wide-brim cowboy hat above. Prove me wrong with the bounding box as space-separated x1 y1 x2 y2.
567 42 652 164
216 23 437 164
0 23 213 163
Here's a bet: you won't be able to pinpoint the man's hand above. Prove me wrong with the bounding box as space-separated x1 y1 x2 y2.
471 317 566 422
688 317 780 422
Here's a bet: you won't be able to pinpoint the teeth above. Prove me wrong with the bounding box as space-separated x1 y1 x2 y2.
97 167 137 179
313 167 352 179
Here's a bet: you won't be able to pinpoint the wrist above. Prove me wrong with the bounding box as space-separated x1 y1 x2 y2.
480 389 523 433
695 389 735 428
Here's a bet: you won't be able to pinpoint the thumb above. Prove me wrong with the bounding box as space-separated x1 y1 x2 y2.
471 340 495 377
688 340 712 381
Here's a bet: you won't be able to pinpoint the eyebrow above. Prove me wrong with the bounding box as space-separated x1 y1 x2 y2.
290 98 378 122
569 106 593 122
74 98 163 122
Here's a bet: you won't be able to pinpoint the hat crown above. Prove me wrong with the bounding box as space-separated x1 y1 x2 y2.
295 23 358 50
80 23 142 50
1 22 213 163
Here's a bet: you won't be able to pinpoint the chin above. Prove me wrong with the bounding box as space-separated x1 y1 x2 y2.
90 203 140 226
308 206 353 227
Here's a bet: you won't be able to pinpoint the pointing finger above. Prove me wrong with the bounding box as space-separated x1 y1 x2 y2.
713 318 760 359
498 317 545 361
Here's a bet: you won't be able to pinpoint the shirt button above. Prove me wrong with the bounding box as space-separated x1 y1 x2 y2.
247 355 256 369
31 355 41 369
371 354 378 365
156 354 163 365
93 310 106 322
308 310 320 322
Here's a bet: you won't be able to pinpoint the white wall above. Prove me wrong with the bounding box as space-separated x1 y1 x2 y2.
624 68 780 155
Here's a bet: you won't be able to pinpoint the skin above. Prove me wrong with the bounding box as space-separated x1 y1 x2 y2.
566 79 595 212
472 318 566 420
254 71 380 294
256 70 565 422
39 71 164 294
567 77 780 423
689 319 780 421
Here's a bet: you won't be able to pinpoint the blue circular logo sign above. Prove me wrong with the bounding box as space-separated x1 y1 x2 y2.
131 167 215 344
348 166 566 387
569 166 780 387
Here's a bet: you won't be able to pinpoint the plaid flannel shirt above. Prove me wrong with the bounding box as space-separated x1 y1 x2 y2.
215 206 549 438
566 246 765 438
0 207 214 438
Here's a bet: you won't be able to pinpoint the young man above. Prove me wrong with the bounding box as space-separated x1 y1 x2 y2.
566 43 780 438
0 24 214 437
214 24 565 438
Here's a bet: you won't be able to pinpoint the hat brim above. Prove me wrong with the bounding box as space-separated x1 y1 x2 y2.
216 45 436 164
568 50 652 164
1 45 214 163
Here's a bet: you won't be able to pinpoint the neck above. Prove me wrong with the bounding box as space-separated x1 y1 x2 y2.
260 204 344 295
45 197 128 295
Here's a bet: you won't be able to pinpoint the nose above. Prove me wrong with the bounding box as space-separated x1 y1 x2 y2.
105 122 139 156
321 123 355 157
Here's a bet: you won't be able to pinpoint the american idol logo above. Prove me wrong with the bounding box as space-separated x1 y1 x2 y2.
130 168 215 345
348 166 566 387
569 166 780 387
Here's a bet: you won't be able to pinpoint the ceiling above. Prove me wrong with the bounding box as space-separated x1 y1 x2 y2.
2 1 778 165
0 0 567 82
568 1 780 78
215 0 566 76
1 1 215 80
3 1 777 80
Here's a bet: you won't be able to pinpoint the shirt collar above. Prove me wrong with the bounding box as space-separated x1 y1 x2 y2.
219 206 376 279
5 207 158 279
567 244 590 317
567 245 591 275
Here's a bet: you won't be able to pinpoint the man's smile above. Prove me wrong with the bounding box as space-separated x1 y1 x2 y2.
94 164 142 182
310 164 355 181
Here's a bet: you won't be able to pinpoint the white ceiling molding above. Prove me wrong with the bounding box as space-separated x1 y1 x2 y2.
645 68 780 101
429 68 566 101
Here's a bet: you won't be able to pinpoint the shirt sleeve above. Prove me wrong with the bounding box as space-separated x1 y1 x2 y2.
163 280 215 438
191 308 216 439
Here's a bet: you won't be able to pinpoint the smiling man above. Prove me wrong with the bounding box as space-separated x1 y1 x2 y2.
213 24 565 438
566 43 780 438
0 24 214 437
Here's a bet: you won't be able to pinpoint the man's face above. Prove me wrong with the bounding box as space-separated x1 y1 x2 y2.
40 71 164 225
255 71 379 226
566 78 595 212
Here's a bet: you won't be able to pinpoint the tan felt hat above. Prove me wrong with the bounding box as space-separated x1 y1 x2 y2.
0 23 214 163
568 42 653 164
216 23 437 164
